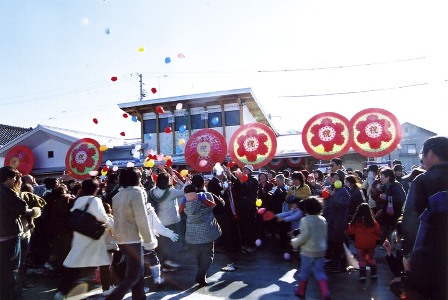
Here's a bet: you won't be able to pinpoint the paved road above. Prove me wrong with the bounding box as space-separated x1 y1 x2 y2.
20 237 397 300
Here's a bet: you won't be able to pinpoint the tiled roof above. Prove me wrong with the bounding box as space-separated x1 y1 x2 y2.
0 124 33 146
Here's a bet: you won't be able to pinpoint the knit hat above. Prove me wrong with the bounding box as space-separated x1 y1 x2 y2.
243 165 254 173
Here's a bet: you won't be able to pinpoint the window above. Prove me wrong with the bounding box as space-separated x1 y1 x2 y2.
175 116 187 131
48 151 54 158
191 114 205 130
208 112 222 128
225 110 240 126
143 119 156 133
400 144 417 155
158 118 170 132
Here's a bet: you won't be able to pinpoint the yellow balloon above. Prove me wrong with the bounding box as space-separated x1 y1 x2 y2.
99 145 108 152
179 138 185 145
101 170 107 176
255 199 262 207
164 155 172 161
147 159 155 168
334 180 343 189
180 169 189 177
143 160 151 168
138 46 145 52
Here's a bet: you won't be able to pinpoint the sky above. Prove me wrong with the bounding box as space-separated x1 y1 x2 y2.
1 0 447 141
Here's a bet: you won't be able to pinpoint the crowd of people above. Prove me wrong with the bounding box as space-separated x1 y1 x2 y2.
0 135 446 300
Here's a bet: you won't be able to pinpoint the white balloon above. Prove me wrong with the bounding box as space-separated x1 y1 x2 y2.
106 160 112 166
135 144 142 151
126 162 135 168
176 103 183 110
112 166 118 172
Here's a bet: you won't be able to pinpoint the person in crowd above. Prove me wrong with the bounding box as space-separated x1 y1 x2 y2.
282 169 291 186
307 172 323 196
181 184 221 286
285 171 312 202
0 167 41 300
100 202 119 296
375 168 406 243
312 169 325 186
330 157 345 174
291 196 330 300
383 219 405 298
392 164 404 184
400 167 425 195
103 173 120 207
22 174 45 196
106 167 154 300
276 197 303 252
53 178 113 300
363 164 379 213
401 136 448 299
346 203 381 281
225 164 259 253
149 171 185 270
322 172 351 273
267 170 277 184
257 171 274 240
344 175 365 222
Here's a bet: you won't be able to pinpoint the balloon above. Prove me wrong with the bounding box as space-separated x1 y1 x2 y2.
147 159 155 168
156 154 164 161
112 166 118 172
164 127 172 134
93 118 98 124
123 113 128 118
135 144 142 151
179 125 186 133
165 57 171 64
152 174 158 182
166 159 173 167
156 106 165 114
255 239 262 247
126 162 134 168
257 207 266 215
177 53 185 59
111 76 117 82
180 169 189 177
105 160 112 166
138 46 145 52
179 138 185 145
176 103 183 110
101 170 107 176
145 133 152 140
120 132 126 136
211 117 219 125
151 87 157 94
105 28 110 35
262 210 276 221
100 175 106 180
102 166 109 172
99 145 108 152
164 155 172 161
132 116 138 122
255 199 262 207
81 17 89 26
334 180 343 189
283 253 291 260
199 159 207 167
89 170 99 176
241 174 248 182
322 189 330 199
227 161 235 168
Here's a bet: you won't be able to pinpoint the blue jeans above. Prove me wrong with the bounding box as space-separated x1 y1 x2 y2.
106 243 145 300
300 255 327 281
0 236 21 300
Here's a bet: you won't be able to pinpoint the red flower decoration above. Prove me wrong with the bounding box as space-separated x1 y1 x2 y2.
309 118 346 152
236 129 268 162
70 143 96 173
355 114 392 149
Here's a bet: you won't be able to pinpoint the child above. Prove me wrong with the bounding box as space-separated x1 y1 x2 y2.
346 203 381 281
276 197 303 252
291 196 330 299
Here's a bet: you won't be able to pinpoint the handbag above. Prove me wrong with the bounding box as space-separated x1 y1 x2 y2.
67 197 105 240
386 196 395 216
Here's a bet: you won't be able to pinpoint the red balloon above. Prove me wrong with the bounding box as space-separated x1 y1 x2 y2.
111 76 118 82
120 132 126 136
322 189 330 199
262 210 276 221
241 174 248 182
156 106 165 114
151 87 157 94
123 113 128 118
102 166 108 172
166 159 173 167
152 174 158 182
228 161 235 168
93 118 98 124
164 127 172 134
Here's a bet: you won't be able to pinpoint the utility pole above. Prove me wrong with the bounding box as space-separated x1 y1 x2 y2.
138 73 146 101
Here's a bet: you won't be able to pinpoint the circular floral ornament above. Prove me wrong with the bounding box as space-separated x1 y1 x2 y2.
184 129 227 172
4 145 35 175
350 108 402 158
302 112 352 160
229 123 277 170
65 138 103 180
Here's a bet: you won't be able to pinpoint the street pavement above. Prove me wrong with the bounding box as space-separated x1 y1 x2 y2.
20 237 397 300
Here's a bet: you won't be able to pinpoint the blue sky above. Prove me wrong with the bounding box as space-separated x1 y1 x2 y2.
1 0 447 139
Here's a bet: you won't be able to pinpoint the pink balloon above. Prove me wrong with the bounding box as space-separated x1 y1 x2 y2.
199 159 207 167
257 207 266 215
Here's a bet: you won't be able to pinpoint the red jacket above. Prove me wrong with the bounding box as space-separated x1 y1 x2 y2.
346 220 380 249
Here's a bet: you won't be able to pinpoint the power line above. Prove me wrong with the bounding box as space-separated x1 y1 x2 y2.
279 83 428 98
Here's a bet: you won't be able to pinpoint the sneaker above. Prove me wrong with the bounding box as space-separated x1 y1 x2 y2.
53 292 65 300
164 260 180 268
154 277 165 285
103 286 115 296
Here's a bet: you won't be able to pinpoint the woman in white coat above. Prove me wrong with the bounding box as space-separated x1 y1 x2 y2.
54 178 113 300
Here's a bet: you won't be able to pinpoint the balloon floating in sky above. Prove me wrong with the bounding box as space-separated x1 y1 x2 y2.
132 116 138 122
179 138 185 145
99 145 108 152
151 87 157 94
122 113 128 118
179 125 187 133
138 46 145 53
93 118 98 124
164 127 172 133
156 106 165 114
175 103 183 110
105 28 110 35
164 57 171 64
211 117 219 125
120 132 126 136
81 17 89 26
177 53 185 59
145 133 151 140
111 76 118 82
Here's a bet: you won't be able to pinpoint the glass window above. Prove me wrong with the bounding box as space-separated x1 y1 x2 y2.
208 112 222 128
143 119 156 133
159 118 170 132
175 116 187 131
225 110 240 126
191 114 205 130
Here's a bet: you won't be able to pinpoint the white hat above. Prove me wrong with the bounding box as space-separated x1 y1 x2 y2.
243 164 254 173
